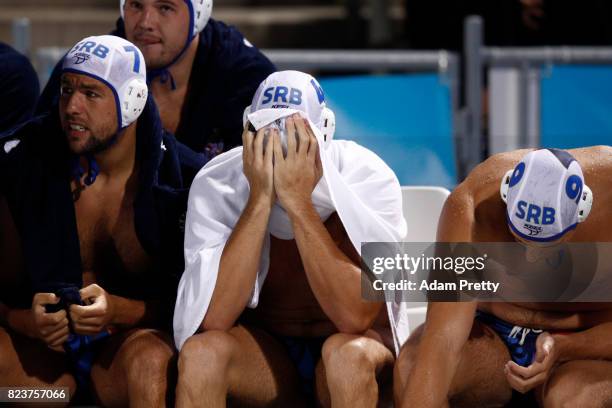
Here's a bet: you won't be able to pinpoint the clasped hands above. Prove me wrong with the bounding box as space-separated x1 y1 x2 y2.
242 113 323 213
29 283 115 352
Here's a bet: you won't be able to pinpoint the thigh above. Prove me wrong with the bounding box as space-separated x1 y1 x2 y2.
449 319 514 407
0 327 76 391
538 360 612 407
90 328 175 407
224 325 307 407
396 320 513 408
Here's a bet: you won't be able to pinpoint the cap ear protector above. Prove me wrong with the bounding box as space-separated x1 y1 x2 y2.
191 0 213 36
500 169 513 204
577 185 593 223
120 78 148 128
242 105 335 147
500 168 593 223
119 0 212 40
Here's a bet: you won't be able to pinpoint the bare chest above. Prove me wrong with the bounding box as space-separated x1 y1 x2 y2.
245 214 349 336
257 237 325 319
73 183 152 285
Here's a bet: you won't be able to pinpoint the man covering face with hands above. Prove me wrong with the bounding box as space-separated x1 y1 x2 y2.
174 70 410 407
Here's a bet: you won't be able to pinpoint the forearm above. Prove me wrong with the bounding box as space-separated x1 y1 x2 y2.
401 302 477 407
109 295 153 328
289 203 380 333
401 333 462 408
2 305 35 338
202 196 271 330
556 322 612 361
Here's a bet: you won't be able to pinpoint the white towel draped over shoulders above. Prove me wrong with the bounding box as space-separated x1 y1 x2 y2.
174 112 409 353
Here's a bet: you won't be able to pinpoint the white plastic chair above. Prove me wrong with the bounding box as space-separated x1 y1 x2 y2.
400 186 451 330
401 186 451 242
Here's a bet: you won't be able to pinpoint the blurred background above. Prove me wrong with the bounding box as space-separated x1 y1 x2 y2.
2 0 612 188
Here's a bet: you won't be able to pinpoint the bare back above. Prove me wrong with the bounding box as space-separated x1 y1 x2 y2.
440 146 612 329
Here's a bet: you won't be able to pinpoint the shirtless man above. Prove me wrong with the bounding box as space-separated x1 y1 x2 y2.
173 71 409 407
0 35 203 406
394 146 612 407
39 0 275 160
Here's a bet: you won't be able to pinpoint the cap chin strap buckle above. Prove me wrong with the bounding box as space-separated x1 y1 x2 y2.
577 185 593 223
500 169 513 204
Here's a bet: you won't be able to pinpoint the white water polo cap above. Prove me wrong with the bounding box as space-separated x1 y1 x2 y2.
120 0 212 42
62 35 148 130
243 70 336 146
500 148 593 242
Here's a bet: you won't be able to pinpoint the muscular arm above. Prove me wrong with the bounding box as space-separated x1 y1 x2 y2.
401 302 477 407
200 197 272 331
109 296 152 327
200 127 275 331
2 307 35 337
401 188 478 407
289 204 382 334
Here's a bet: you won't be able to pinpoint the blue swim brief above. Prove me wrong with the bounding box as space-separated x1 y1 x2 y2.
476 311 543 367
64 331 111 389
275 335 327 398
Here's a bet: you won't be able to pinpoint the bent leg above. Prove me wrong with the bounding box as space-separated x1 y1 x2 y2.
0 327 76 403
394 321 513 408
176 324 306 408
316 331 394 408
90 328 176 408
538 360 612 408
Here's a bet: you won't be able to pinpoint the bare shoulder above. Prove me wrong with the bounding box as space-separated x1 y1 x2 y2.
438 150 530 241
570 145 612 165
570 145 612 180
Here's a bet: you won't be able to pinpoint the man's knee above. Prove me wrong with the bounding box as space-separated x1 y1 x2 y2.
322 334 376 385
122 329 175 384
542 363 612 408
543 383 608 408
178 330 237 380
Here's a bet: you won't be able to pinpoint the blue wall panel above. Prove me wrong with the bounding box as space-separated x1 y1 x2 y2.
541 65 612 149
319 74 456 189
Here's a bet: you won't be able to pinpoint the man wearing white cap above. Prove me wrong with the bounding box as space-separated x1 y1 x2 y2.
173 71 409 406
38 0 275 164
394 147 612 407
0 35 205 405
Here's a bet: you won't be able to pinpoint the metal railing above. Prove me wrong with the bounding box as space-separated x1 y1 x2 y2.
464 15 612 158
13 14 612 179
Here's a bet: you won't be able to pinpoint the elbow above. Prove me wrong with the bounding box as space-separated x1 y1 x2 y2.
199 314 235 333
